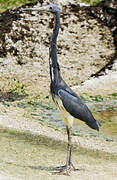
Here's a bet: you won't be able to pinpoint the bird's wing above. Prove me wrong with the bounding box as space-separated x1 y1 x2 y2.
58 89 101 131
58 89 89 121
59 79 79 98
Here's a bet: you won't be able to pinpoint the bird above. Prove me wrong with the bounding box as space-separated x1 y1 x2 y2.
25 4 101 174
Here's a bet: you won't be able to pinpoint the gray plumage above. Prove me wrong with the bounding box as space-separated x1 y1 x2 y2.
58 88 101 131
48 4 101 132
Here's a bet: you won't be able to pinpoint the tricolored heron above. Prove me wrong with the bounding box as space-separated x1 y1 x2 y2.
25 4 101 174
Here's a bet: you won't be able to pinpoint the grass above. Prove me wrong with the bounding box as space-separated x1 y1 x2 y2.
0 0 102 12
0 0 37 12
80 92 117 102
109 93 117 97
74 0 101 5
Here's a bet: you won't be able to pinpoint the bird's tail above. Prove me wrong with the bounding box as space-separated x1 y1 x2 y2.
86 119 101 131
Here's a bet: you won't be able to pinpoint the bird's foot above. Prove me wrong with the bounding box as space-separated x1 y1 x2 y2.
53 163 79 175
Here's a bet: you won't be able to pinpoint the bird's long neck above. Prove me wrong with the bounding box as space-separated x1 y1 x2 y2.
49 11 61 83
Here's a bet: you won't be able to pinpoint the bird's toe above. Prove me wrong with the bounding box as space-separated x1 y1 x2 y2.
52 163 79 175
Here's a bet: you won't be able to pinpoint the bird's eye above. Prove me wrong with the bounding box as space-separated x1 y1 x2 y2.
49 6 52 10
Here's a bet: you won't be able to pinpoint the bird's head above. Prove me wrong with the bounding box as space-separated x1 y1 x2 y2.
25 4 60 14
47 4 60 13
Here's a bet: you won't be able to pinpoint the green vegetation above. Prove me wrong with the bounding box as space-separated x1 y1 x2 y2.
109 93 117 97
0 0 102 12
80 92 117 102
74 0 101 5
89 95 103 102
0 0 37 12
82 0 101 5
79 93 104 102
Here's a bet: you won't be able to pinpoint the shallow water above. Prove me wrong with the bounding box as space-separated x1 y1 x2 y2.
40 100 117 141
93 101 117 140
14 98 117 140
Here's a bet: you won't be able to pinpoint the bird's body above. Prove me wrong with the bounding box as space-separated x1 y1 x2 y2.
25 4 101 174
49 5 100 131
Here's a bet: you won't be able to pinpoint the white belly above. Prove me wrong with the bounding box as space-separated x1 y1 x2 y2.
54 95 74 128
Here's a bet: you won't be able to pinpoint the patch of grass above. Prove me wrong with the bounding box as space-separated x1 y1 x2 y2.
33 95 41 100
80 95 88 102
0 0 37 12
74 0 101 5
0 0 102 12
89 95 103 102
16 96 53 112
2 101 10 107
0 76 26 93
107 93 117 100
17 100 41 109
8 81 25 94
105 138 113 142
109 93 117 97
79 92 117 103
1 80 28 102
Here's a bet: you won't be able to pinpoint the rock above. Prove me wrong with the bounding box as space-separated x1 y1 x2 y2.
0 0 116 97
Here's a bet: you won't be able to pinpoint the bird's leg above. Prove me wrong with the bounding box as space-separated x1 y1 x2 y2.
54 125 76 174
65 125 76 171
66 125 72 168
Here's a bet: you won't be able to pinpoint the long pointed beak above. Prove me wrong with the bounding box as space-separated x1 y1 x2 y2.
24 6 48 12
